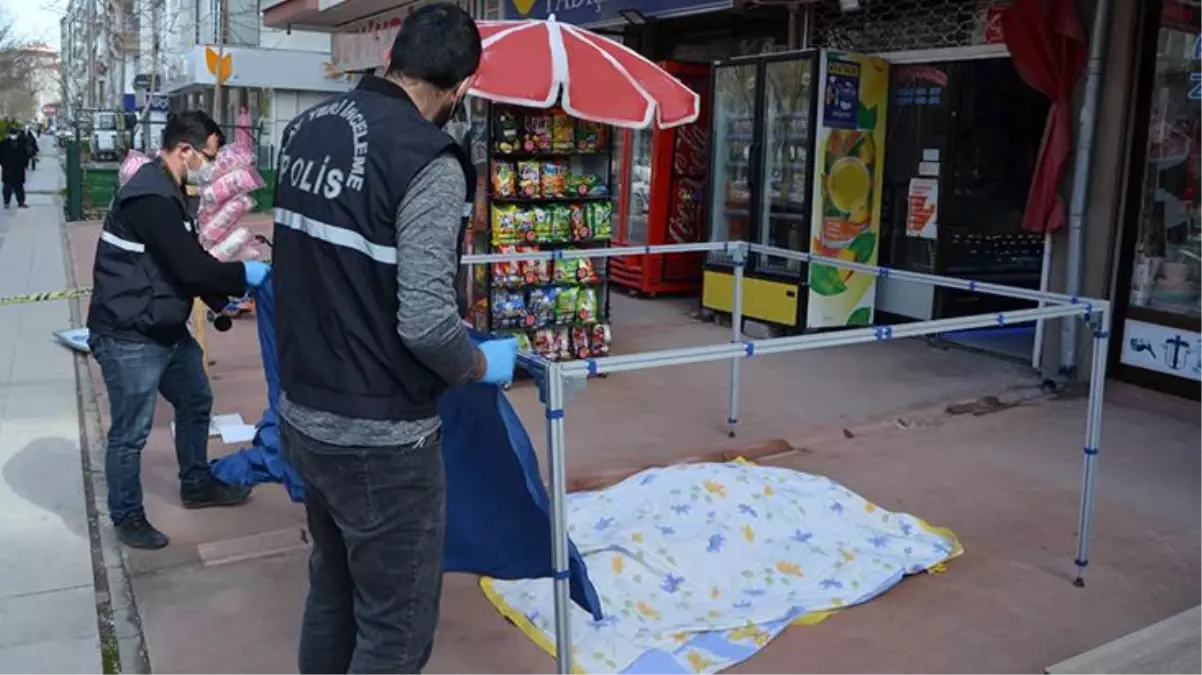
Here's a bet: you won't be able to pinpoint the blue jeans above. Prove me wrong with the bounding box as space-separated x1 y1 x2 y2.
90 333 215 523
280 420 445 674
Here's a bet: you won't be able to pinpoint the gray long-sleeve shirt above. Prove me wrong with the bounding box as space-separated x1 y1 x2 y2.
278 152 477 447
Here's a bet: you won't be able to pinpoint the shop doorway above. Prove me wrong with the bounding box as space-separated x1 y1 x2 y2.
877 53 1050 362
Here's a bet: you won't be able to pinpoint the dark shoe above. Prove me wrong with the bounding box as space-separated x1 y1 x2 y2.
115 515 169 550
181 482 252 509
18 203 28 209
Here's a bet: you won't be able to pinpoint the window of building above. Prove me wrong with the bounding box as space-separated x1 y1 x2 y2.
1127 4 1201 319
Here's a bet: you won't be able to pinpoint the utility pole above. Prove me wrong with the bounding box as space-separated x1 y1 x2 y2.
212 0 228 125
87 0 96 110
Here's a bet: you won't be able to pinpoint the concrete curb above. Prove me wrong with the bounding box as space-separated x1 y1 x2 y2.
57 184 150 675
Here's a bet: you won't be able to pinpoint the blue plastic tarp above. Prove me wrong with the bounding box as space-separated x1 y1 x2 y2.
211 281 602 619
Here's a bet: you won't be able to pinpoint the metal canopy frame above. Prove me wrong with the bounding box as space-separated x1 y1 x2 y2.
460 241 1111 675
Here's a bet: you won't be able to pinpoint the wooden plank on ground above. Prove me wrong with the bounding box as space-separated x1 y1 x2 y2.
1047 606 1201 674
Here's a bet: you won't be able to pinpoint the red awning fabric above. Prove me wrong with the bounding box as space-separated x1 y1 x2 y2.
1002 0 1089 233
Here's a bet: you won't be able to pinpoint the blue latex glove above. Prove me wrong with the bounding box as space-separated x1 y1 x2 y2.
242 261 271 289
478 338 519 386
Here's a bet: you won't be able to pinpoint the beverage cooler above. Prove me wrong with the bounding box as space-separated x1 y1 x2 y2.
610 62 712 296
701 49 891 331
876 59 1048 324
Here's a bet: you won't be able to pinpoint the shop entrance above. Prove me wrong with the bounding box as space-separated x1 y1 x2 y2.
877 54 1050 362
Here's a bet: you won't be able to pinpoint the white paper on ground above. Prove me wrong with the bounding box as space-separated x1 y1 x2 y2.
172 413 244 439
218 423 257 444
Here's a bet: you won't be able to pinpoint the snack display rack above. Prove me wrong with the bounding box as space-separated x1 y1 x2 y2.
465 103 616 362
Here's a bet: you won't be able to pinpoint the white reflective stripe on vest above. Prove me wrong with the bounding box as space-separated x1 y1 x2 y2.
274 208 398 265
100 230 146 253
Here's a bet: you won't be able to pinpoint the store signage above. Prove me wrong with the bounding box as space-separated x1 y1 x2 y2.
504 0 732 27
1120 319 1202 381
332 0 466 72
983 4 1007 45
905 177 938 239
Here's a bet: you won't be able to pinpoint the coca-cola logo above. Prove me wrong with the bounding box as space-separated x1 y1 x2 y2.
896 66 949 88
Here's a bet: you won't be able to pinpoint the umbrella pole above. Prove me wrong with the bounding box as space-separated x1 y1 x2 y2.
546 362 573 673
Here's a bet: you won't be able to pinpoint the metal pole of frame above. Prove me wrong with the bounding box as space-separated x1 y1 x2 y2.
1073 308 1110 587
545 362 573 673
728 245 746 437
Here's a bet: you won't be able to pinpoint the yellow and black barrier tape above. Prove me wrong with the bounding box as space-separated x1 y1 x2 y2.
0 288 93 307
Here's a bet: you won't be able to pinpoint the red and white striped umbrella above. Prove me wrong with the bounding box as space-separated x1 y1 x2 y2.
471 15 700 130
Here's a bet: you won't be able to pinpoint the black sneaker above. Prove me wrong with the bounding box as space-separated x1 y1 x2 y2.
115 515 169 550
181 482 252 509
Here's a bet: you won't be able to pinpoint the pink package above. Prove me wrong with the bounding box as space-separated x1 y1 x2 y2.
209 227 252 262
118 151 151 186
199 194 254 247
200 167 265 212
209 143 256 179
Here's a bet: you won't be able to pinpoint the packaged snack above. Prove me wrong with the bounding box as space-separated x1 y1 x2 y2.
588 201 614 239
551 113 574 152
492 245 521 288
209 227 252 262
199 194 255 247
209 143 256 179
515 208 538 243
527 288 556 327
575 120 605 152
553 258 579 284
553 326 572 361
518 244 551 284
571 325 591 360
199 167 264 213
589 323 612 357
531 206 553 242
512 331 534 354
569 204 590 240
491 162 516 197
491 204 519 244
541 161 567 198
517 161 541 198
550 205 572 242
575 257 598 284
555 286 579 322
496 111 520 154
491 291 526 329
533 328 557 360
524 114 552 152
576 287 599 323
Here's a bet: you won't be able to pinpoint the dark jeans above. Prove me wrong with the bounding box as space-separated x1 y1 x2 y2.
90 333 215 523
281 420 446 674
2 181 25 206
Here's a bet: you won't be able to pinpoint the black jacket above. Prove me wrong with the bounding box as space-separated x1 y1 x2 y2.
0 135 29 183
87 159 247 344
272 75 476 422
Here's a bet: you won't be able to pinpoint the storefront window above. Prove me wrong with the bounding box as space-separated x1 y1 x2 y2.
1128 10 1201 318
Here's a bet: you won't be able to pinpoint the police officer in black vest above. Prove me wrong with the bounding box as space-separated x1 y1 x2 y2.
271 4 517 672
87 111 272 550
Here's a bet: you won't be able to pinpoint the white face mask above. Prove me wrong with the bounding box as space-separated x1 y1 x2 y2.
185 157 215 185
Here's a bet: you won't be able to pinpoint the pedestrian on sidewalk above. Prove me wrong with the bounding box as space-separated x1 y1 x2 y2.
24 126 39 171
0 126 31 208
87 110 272 550
272 4 517 672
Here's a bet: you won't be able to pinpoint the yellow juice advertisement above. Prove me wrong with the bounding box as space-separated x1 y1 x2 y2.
806 51 889 328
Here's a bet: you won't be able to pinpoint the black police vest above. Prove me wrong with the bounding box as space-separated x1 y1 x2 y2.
87 161 198 344
272 76 476 422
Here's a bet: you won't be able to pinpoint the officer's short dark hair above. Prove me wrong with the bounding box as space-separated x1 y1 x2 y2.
387 3 482 91
162 110 225 151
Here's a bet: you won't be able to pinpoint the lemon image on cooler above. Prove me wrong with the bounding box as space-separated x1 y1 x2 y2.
827 156 870 214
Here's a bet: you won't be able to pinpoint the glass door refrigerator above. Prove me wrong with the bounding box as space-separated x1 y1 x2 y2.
701 49 891 331
611 62 712 296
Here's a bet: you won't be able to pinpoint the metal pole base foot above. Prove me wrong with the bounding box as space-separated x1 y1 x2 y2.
727 430 736 438
1073 577 1085 588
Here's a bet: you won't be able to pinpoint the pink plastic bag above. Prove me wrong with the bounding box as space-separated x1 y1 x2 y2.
118 151 151 186
209 143 256 180
199 167 265 213
199 194 255 248
209 227 253 262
